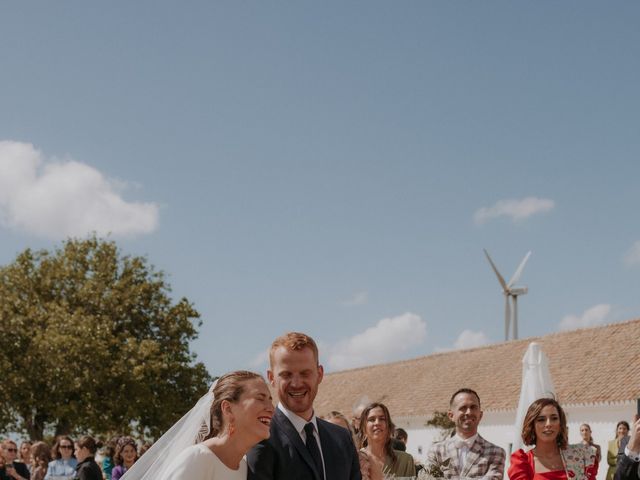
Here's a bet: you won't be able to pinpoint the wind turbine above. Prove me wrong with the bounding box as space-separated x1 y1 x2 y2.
483 249 532 341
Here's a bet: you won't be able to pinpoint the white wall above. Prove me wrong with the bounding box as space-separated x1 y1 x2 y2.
396 402 635 480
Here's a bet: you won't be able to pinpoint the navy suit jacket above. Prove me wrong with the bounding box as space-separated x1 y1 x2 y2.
247 408 362 480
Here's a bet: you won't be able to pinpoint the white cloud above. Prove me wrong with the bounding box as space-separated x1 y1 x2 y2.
624 241 640 267
558 304 611 331
326 312 427 370
453 330 491 350
435 329 491 352
474 197 555 225
342 291 368 306
0 140 159 239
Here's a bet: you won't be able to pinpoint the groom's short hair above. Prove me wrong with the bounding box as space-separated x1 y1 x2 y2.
270 332 319 366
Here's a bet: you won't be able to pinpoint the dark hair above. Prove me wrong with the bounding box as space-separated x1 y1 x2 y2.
616 421 630 436
114 436 137 466
52 436 75 460
270 332 319 366
449 388 481 408
358 403 397 463
394 427 408 442
77 436 98 455
521 398 568 449
207 370 265 438
30 442 51 468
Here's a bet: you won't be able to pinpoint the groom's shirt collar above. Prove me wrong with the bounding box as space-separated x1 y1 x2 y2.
277 402 326 480
277 402 319 439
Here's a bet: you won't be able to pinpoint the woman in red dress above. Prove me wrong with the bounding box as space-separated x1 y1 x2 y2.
508 398 597 480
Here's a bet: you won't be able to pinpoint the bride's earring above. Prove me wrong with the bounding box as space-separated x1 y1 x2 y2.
228 421 235 437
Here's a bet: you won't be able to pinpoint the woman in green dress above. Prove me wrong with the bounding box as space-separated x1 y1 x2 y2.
358 402 416 478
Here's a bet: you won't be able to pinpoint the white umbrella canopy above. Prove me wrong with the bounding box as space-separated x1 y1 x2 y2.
513 342 556 451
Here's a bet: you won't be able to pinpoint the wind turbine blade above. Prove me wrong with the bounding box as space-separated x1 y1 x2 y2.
505 295 511 341
484 249 508 291
508 251 532 287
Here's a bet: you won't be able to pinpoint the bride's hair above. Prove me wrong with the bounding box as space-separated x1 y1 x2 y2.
207 370 264 438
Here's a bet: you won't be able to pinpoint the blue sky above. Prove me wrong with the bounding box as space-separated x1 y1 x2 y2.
1 2 639 377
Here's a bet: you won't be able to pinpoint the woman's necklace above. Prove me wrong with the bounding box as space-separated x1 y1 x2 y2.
536 450 565 471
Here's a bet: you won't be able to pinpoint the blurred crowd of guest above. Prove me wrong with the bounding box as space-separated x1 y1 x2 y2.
0 435 151 480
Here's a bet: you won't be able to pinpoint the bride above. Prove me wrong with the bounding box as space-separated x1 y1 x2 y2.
122 370 274 480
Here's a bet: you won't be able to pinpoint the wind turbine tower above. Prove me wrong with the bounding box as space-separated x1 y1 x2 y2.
483 249 532 341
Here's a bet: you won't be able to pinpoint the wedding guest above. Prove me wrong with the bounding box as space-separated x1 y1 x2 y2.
138 443 152 457
73 437 102 480
30 442 51 480
121 370 275 480
358 402 415 478
508 398 597 480
425 388 505 479
18 442 32 473
45 436 77 480
111 437 137 480
2 440 31 480
326 411 379 479
325 411 353 432
352 403 367 434
580 423 602 473
100 440 116 480
392 428 408 452
247 331 361 480
615 417 640 480
609 422 631 480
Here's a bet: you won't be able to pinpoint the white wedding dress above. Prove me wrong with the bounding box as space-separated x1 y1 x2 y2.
159 444 247 480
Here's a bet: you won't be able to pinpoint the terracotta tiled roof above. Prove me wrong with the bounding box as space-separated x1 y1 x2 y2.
314 319 640 418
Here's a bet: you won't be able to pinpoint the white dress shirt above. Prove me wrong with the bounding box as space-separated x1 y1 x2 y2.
454 433 478 470
277 403 326 480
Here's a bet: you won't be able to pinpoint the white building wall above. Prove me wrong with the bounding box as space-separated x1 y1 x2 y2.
396 401 634 480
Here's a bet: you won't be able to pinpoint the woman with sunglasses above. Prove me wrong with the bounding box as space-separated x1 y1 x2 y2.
1 440 30 480
44 436 77 480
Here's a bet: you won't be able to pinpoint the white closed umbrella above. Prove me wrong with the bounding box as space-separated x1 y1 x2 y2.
513 342 556 452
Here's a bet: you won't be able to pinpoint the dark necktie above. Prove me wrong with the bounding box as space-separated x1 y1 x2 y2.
304 422 325 480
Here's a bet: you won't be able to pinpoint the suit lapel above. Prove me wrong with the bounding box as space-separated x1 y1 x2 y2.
460 436 483 477
274 409 321 480
316 419 335 479
445 437 462 476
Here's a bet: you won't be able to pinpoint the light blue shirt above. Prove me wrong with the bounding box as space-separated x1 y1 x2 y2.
44 458 78 479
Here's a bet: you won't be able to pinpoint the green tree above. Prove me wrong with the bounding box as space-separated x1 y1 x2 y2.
425 410 455 440
0 237 211 440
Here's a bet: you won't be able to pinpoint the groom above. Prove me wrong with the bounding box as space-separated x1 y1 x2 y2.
247 332 361 480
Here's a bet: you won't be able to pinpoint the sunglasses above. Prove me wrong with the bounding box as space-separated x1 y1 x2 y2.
6 448 17 452
59 445 74 450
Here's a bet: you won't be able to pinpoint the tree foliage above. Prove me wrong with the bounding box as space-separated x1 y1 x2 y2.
0 237 211 440
425 410 455 440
